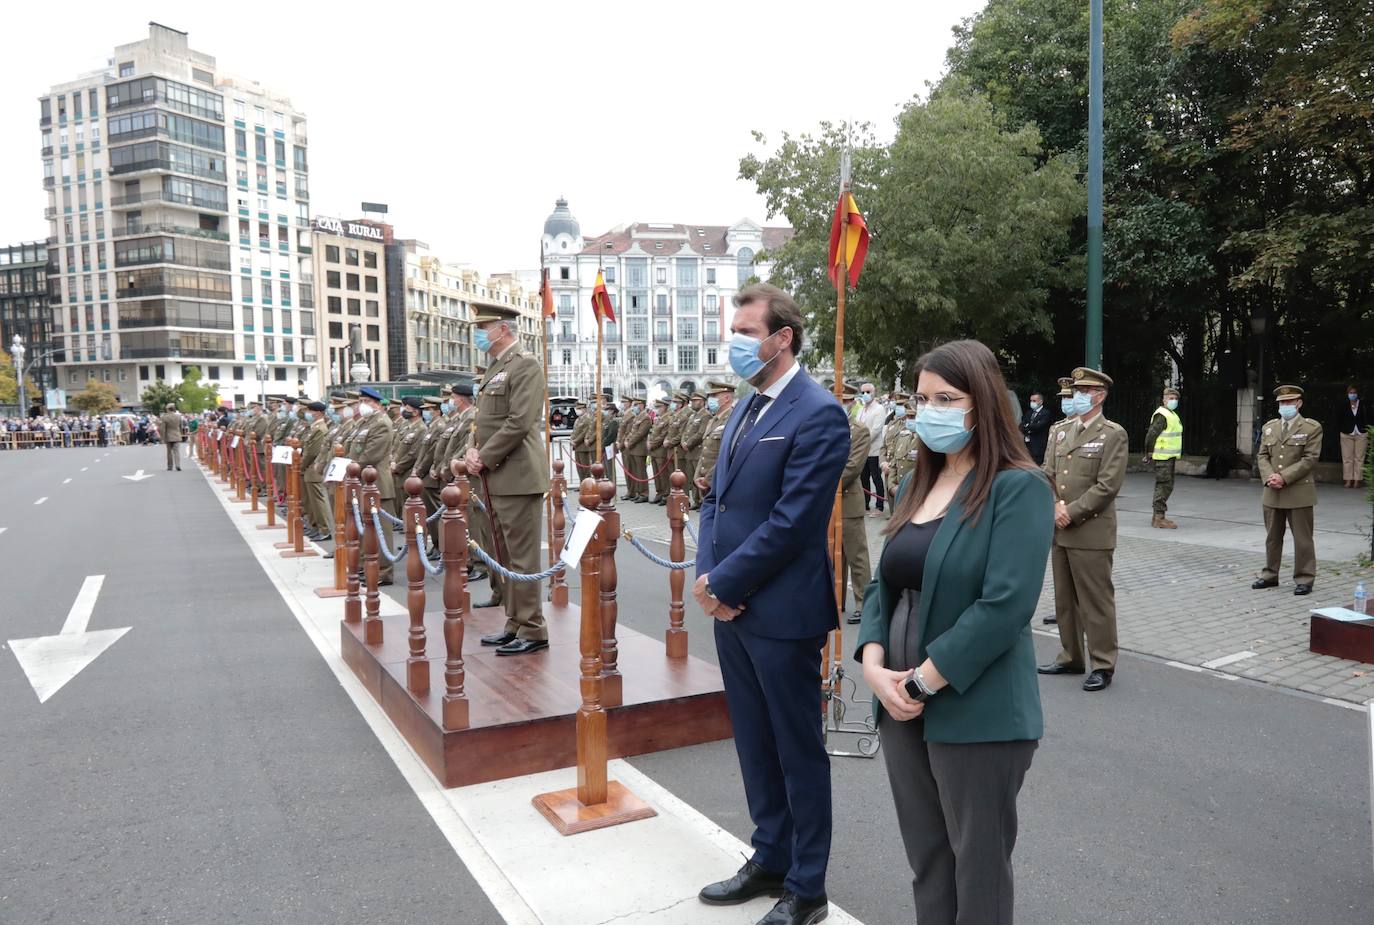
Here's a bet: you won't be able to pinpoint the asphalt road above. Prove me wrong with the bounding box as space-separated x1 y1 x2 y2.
2 445 1370 924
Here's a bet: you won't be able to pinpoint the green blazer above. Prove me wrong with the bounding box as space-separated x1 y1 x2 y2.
853 466 1053 743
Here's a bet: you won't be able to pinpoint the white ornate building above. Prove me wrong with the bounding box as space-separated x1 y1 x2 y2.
540 198 791 401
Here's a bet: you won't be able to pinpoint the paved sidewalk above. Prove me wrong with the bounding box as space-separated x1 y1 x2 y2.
607 472 1374 704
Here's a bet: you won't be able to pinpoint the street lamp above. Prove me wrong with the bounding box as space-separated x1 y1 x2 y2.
10 335 26 416
255 360 269 406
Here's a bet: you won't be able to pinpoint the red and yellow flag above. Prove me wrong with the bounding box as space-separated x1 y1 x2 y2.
540 268 554 319
827 190 870 289
591 269 616 323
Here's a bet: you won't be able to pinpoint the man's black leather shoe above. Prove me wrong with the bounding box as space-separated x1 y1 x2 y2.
1082 669 1113 692
480 632 516 646
495 638 548 656
1252 578 1278 589
698 859 785 906
1294 583 1313 596
1041 614 1057 624
473 599 501 610
621 494 634 501
845 611 861 625
757 891 828 924
1037 662 1084 675
468 568 489 582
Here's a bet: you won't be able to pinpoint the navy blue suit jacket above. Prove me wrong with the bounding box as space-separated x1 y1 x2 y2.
696 368 851 640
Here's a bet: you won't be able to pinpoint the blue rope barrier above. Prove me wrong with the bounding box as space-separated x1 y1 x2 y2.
623 532 695 570
684 517 699 544
467 540 565 583
376 507 404 526
417 526 443 576
370 509 409 564
351 497 365 535
426 506 443 525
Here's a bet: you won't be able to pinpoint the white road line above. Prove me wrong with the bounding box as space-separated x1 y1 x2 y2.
0 527 6 536
34 497 47 506
81 467 88 471
59 575 106 636
1323 697 1365 712
62 478 72 485
1200 650 1258 670
1165 660 1207 673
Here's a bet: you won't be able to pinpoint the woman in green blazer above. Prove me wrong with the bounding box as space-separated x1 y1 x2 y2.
853 340 1052 925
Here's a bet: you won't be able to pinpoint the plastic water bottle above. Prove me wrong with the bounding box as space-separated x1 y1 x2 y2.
1354 581 1368 615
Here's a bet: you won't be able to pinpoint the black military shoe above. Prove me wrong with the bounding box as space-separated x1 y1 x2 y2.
495 638 548 656
845 611 861 625
1037 662 1084 675
1041 614 1058 624
1082 669 1113 692
1294 583 1313 596
473 599 501 610
698 859 786 906
756 891 828 925
1252 578 1279 590
480 632 516 647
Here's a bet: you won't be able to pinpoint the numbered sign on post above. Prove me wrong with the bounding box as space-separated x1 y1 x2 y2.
324 456 353 482
230 435 241 449
271 445 294 465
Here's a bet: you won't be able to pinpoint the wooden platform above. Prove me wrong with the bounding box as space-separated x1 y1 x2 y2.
340 603 733 788
1310 610 1374 664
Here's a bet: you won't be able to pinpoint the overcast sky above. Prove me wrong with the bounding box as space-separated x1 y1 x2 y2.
2 1 987 273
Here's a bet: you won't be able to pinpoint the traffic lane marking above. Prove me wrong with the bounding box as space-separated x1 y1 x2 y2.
34 497 47 506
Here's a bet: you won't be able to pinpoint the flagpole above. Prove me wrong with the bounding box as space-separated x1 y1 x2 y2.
595 266 605 456
826 150 852 711
539 254 555 575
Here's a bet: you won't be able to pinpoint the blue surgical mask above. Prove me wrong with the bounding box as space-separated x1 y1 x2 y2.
1349 392 1359 401
1278 404 1298 421
706 397 719 413
859 393 872 405
893 406 907 419
422 409 433 423
278 410 287 419
1061 397 1075 416
728 330 780 381
440 401 452 415
904 418 919 433
1029 402 1042 412
474 326 492 353
915 406 975 454
1071 391 1094 416
1166 399 1179 412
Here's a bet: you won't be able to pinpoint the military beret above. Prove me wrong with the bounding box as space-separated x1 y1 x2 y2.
306 401 327 412
1274 384 1304 400
282 395 297 404
450 382 476 398
402 395 423 409
1072 367 1113 389
359 386 383 402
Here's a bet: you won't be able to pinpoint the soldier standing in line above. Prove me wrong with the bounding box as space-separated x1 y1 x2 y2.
662 394 689 491
159 403 185 471
883 397 919 499
647 397 671 504
389 396 428 521
571 399 594 480
615 395 639 500
599 403 619 491
464 304 550 655
878 391 911 512
1038 367 1128 692
348 387 396 586
680 392 710 510
412 391 451 549
273 395 297 500
836 383 872 624
299 401 332 540
1143 386 1183 529
1253 384 1322 596
624 394 653 503
439 385 487 581
694 380 736 498
250 399 273 495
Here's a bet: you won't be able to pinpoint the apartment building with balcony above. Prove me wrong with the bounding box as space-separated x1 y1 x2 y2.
40 22 316 407
540 198 790 400
0 242 57 397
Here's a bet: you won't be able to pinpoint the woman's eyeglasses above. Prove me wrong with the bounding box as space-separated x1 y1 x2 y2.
913 393 970 411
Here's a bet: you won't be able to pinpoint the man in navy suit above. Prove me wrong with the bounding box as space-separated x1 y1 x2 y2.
693 283 851 925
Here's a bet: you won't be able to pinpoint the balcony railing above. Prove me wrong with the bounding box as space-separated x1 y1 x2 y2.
116 284 232 301
652 333 674 342
107 92 222 123
110 190 229 211
120 346 235 359
110 158 226 182
113 223 229 242
114 253 232 271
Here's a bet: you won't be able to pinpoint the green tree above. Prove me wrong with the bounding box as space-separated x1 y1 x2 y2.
140 379 181 414
71 380 120 414
0 363 40 407
176 365 220 413
740 90 1082 383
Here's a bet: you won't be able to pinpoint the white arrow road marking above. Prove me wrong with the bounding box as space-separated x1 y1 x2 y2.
81 467 88 472
62 478 71 485
0 527 6 535
34 497 47 505
122 469 154 482
9 576 131 704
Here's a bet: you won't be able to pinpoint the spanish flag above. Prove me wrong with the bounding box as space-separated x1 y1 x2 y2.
827 190 870 289
591 269 616 323
540 268 555 319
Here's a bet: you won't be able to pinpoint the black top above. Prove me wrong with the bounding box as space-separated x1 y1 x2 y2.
879 517 945 591
1338 400 1369 435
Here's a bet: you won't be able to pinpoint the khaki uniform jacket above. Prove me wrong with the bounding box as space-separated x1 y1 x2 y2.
647 411 669 454
1258 415 1322 509
390 417 427 478
159 412 185 443
695 405 733 488
436 407 476 482
251 412 272 449
681 408 711 452
842 415 872 518
475 344 549 496
616 409 638 450
571 413 594 453
1042 412 1128 550
314 421 345 476
412 415 451 482
663 408 688 453
301 418 330 483
881 420 905 465
624 410 652 454
348 411 396 499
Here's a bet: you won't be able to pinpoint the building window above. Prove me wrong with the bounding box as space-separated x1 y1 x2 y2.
677 346 699 371
657 348 669 366
656 267 667 284
706 268 716 285
655 294 669 312
345 247 358 266
234 100 245 119
676 260 698 288
366 325 380 341
346 273 359 291
737 247 755 286
328 322 343 338
364 251 377 269
326 270 340 288
119 62 134 77
325 244 339 263
365 300 379 317
707 348 718 366
628 345 648 370
560 267 570 280
605 266 616 283
562 349 572 365
327 296 341 314
607 348 618 365
347 299 360 316
677 318 698 340
274 367 287 381
364 276 378 293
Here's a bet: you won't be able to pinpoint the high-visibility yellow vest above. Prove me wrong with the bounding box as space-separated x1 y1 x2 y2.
1152 406 1182 460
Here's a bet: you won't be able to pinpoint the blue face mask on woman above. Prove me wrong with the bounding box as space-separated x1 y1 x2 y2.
915 406 975 454
729 330 781 380
707 397 719 414
1071 391 1094 416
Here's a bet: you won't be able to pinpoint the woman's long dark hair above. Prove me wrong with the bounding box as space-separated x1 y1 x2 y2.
883 339 1044 533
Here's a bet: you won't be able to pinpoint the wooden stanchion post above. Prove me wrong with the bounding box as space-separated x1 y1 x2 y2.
315 445 349 598
236 438 248 502
282 439 318 558
258 435 279 530
666 470 689 657
405 476 429 695
441 480 471 730
532 477 655 835
596 464 622 707
343 462 362 625
361 465 383 645
550 459 569 607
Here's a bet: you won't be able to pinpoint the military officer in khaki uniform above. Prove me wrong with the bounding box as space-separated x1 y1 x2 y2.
880 393 915 509
838 383 872 624
348 386 397 584
570 400 594 480
299 401 332 540
159 403 185 471
411 392 451 547
1038 367 1128 692
680 393 711 509
623 395 653 502
437 386 488 581
389 396 427 520
250 400 273 495
662 394 689 490
647 397 672 504
614 395 639 501
694 380 737 496
464 305 550 655
598 403 619 491
271 396 295 498
1253 384 1322 595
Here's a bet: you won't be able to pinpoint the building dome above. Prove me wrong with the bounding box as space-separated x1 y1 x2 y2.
543 197 580 240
